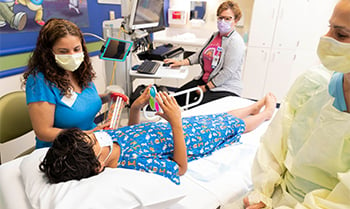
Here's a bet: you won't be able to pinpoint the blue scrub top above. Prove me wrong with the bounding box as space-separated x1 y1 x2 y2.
329 72 346 112
30 0 43 5
26 72 102 148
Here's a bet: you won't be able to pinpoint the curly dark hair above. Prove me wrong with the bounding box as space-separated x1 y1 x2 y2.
22 18 95 96
39 128 101 184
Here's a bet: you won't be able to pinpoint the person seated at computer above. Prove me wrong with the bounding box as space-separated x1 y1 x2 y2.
164 0 245 108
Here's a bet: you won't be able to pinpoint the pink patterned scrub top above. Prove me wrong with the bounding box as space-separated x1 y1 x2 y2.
202 34 223 83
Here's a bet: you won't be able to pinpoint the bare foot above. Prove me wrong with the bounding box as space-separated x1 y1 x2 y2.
263 92 277 120
251 97 266 115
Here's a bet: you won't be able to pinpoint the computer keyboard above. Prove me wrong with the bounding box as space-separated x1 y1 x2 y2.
137 60 160 74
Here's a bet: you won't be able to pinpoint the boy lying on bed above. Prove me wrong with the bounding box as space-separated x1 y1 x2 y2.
39 85 276 185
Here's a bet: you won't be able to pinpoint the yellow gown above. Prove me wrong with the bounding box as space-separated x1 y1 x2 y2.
249 65 350 208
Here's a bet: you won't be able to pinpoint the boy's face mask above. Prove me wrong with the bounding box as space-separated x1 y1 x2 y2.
94 131 113 164
317 36 350 73
54 52 84 72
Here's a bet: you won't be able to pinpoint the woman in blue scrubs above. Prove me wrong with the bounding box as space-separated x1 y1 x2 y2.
22 18 110 148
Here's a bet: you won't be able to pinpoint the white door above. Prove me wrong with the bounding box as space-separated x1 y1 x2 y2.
263 49 296 101
242 47 270 100
248 0 280 48
272 0 310 49
289 50 320 87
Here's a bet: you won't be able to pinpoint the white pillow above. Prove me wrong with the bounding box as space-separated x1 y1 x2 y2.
20 148 185 209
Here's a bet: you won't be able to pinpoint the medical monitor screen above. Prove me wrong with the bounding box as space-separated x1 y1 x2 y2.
100 37 133 62
129 0 164 30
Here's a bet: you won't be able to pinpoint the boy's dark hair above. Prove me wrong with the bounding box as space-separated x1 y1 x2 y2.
39 128 101 184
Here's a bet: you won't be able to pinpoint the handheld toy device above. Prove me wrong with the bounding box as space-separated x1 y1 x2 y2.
143 86 162 120
143 86 204 120
105 92 128 129
149 86 160 111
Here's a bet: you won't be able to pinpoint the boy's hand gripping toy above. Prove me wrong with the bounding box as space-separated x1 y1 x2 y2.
105 92 128 129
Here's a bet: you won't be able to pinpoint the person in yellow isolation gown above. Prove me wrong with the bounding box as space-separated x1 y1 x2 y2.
225 0 350 208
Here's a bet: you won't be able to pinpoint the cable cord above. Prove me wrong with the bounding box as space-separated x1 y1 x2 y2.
82 33 106 42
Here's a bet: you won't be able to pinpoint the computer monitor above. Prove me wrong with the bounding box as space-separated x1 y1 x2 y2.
128 0 164 30
100 37 133 62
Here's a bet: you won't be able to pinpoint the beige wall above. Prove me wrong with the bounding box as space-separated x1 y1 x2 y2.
0 56 107 97
168 0 254 37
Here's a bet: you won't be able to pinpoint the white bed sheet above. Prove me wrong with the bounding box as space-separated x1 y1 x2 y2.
0 96 274 209
170 96 272 209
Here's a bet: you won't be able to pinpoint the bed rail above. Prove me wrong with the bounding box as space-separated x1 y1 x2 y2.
143 86 203 120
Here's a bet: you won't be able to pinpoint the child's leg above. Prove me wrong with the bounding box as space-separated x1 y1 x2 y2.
241 111 272 133
228 94 268 118
228 93 276 133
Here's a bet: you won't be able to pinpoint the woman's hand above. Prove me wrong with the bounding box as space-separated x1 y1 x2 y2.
198 85 206 94
164 58 187 68
198 82 213 94
243 197 266 209
99 92 112 104
84 121 111 134
94 121 111 131
155 91 181 127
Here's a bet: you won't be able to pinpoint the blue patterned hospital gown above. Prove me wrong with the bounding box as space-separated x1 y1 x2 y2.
104 113 245 184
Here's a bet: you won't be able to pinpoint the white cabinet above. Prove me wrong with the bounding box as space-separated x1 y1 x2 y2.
243 47 296 101
247 0 279 48
242 0 336 102
263 50 296 98
241 47 270 99
272 0 307 49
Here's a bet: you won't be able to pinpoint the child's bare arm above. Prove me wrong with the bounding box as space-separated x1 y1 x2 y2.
156 92 187 175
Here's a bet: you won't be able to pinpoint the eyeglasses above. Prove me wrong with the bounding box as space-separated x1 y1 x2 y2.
217 16 234 22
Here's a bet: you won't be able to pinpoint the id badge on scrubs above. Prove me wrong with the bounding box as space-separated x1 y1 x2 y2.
211 55 219 69
61 91 78 107
211 47 222 69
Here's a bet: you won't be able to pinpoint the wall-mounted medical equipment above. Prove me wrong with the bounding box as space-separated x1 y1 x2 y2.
168 8 187 25
100 37 133 62
102 19 133 97
127 0 164 30
101 0 166 97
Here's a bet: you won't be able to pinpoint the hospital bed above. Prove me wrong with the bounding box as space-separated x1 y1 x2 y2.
0 96 276 209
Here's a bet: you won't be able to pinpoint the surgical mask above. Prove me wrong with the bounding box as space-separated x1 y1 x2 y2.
94 131 113 164
317 36 350 73
217 19 233 35
54 52 84 72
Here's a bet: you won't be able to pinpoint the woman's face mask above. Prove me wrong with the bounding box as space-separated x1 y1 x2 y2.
217 19 233 35
54 52 84 72
317 36 350 73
